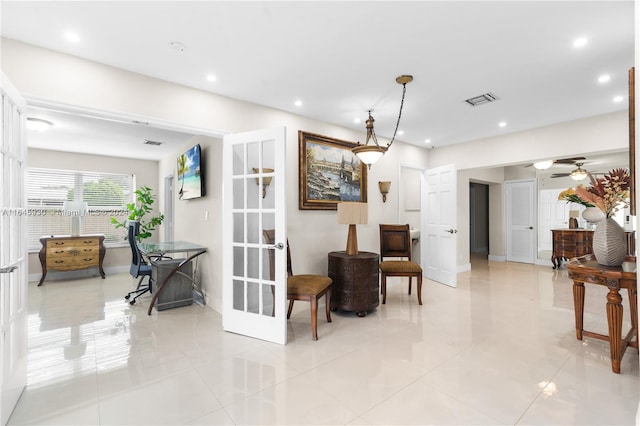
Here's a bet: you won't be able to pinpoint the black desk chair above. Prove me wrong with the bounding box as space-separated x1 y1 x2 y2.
124 221 163 305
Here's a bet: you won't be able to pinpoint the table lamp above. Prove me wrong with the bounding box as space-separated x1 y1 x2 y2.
337 202 368 255
569 210 579 229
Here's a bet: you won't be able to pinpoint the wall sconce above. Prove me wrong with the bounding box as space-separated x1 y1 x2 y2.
252 168 274 198
378 181 391 202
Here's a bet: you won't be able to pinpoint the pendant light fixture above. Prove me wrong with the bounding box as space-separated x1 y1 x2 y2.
352 75 413 168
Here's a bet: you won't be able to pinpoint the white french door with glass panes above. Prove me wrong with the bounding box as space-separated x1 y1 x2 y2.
0 73 28 425
222 127 287 344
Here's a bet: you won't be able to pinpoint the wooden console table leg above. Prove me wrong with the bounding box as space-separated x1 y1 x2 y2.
607 286 624 374
629 287 639 353
573 281 585 340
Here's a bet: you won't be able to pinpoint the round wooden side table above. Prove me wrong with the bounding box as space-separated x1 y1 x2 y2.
327 251 379 317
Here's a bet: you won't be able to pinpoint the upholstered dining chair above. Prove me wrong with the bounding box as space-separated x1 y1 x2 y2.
263 229 332 341
379 224 423 305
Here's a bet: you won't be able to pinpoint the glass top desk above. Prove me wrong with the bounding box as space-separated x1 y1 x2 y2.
139 241 207 315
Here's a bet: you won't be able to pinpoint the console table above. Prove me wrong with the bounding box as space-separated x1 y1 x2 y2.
38 235 106 285
327 251 379 317
566 254 638 374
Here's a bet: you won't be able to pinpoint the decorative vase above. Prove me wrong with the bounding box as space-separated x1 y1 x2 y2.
582 206 605 224
592 218 627 266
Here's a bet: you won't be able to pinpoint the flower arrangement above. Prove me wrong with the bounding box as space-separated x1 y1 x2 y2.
574 168 630 218
558 187 594 207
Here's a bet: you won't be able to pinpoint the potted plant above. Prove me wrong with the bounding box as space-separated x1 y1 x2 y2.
111 186 164 241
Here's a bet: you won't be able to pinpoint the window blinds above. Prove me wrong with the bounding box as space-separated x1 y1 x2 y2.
26 168 135 250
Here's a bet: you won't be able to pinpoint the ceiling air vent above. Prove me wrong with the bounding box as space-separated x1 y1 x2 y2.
144 139 164 146
464 93 498 107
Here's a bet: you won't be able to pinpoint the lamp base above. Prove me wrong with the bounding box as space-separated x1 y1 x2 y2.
345 224 358 256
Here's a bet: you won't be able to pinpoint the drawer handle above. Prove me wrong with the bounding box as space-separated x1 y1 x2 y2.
83 248 93 252
82 258 94 261
54 242 65 246
54 260 65 264
83 240 93 244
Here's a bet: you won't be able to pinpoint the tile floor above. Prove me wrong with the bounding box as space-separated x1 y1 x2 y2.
8 256 640 425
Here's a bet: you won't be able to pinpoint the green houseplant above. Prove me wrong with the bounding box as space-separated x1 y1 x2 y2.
111 186 164 241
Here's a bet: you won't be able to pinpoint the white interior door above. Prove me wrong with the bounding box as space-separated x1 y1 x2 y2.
222 127 287 345
423 164 457 287
505 179 536 263
0 73 28 425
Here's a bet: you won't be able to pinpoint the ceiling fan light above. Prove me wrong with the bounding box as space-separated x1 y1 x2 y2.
570 169 588 181
533 160 553 170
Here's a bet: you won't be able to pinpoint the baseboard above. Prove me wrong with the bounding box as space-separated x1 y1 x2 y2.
488 255 506 262
457 263 471 273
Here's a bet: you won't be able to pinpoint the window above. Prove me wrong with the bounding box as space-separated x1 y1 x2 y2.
27 168 134 250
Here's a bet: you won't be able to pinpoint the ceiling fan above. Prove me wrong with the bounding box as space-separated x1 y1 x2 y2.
524 156 586 169
550 162 594 180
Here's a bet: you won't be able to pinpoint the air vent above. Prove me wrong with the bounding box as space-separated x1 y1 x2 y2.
464 93 498 107
144 140 164 146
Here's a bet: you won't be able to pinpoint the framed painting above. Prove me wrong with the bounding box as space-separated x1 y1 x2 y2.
298 131 368 210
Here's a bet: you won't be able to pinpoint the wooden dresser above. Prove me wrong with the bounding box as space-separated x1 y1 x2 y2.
551 229 593 269
38 235 106 285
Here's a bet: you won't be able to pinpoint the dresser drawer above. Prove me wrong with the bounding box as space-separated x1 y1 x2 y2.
46 237 99 249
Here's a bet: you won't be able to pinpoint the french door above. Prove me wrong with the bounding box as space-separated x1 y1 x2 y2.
0 73 28 425
222 127 287 345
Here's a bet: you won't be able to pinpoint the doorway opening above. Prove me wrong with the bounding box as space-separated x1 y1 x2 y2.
470 182 489 262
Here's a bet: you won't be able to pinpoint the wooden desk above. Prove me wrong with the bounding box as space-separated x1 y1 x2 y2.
566 254 638 373
327 251 379 317
139 241 207 315
38 235 106 285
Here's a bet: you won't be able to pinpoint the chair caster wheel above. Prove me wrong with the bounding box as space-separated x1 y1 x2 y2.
129 300 135 305
125 295 131 300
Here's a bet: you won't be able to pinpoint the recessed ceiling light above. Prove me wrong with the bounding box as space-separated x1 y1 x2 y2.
353 117 361 124
206 74 216 82
498 122 507 128
598 74 611 83
573 37 588 48
424 139 431 144
64 31 80 43
26 118 53 132
294 100 303 107
613 95 624 103
397 130 404 136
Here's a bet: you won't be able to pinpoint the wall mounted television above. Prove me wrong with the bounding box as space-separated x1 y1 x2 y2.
177 144 204 200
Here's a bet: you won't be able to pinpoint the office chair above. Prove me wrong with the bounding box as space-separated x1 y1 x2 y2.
379 224 423 305
124 221 155 305
263 229 332 341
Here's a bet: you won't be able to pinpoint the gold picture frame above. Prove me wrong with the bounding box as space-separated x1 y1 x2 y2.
298 131 368 210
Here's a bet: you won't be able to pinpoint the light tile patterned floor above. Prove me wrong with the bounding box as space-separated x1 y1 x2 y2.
8 257 639 425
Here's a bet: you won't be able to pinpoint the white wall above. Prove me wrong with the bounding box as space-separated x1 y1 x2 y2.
3 38 429 313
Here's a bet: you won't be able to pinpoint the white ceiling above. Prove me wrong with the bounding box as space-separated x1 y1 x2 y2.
1 1 634 161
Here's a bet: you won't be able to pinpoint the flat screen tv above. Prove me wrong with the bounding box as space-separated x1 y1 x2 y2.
177 144 204 200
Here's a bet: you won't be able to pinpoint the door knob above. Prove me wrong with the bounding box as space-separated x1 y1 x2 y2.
445 228 458 234
527 226 534 230
272 243 285 250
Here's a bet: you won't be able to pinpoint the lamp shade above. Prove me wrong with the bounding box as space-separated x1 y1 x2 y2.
533 160 553 170
337 202 368 225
